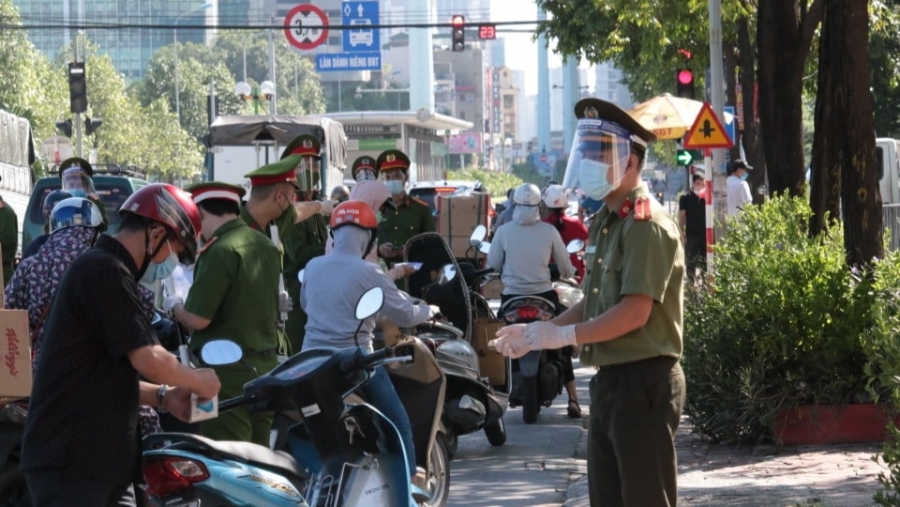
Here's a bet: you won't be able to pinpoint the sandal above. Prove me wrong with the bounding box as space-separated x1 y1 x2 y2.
567 399 582 419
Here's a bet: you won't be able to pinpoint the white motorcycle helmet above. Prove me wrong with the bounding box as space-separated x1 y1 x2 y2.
543 185 568 210
513 183 542 206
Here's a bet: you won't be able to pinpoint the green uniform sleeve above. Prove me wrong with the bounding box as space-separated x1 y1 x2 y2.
620 220 679 302
184 246 238 320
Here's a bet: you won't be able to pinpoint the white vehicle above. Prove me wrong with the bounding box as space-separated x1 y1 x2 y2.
349 19 373 47
0 109 36 256
878 138 900 205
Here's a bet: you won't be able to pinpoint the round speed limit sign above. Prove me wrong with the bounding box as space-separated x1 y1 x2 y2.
283 4 329 51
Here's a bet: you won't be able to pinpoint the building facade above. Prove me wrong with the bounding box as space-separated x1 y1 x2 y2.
15 0 217 79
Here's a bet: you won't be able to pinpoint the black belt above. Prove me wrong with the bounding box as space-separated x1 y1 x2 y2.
596 355 675 373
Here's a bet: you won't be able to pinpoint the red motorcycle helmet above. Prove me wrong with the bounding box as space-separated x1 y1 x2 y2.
329 200 378 231
119 183 202 265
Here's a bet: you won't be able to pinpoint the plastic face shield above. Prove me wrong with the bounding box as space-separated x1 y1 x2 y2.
61 167 97 198
295 156 322 192
562 119 636 197
354 168 378 182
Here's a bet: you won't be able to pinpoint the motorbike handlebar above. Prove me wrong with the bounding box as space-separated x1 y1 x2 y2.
472 267 495 278
218 396 246 412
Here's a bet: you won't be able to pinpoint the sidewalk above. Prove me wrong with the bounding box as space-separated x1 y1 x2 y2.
564 417 887 507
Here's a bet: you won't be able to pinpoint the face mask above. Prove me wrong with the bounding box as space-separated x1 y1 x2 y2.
579 159 614 201
375 210 384 224
68 189 86 198
141 241 179 284
740 172 749 182
385 180 405 195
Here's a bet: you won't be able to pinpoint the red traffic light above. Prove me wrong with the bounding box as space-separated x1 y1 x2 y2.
678 69 694 85
451 15 465 27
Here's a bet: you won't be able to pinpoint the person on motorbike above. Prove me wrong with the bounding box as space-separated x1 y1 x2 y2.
21 190 72 260
324 180 416 281
486 183 576 412
5 197 104 366
20 183 221 507
541 185 588 418
301 200 437 489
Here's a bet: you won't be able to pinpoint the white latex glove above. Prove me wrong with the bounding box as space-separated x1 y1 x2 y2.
278 291 293 313
163 295 184 314
489 322 577 359
428 305 442 319
318 200 338 215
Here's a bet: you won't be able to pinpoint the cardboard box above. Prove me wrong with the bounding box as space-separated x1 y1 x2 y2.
472 317 507 388
481 278 504 300
435 193 491 246
0 310 32 399
189 394 219 423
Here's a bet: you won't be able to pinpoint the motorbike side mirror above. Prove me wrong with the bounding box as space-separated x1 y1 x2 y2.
470 224 487 247
201 340 243 366
297 269 305 283
355 287 385 320
478 241 491 255
438 264 457 283
566 239 585 254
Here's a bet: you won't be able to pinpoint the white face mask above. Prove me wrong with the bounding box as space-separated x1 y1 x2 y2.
579 159 614 201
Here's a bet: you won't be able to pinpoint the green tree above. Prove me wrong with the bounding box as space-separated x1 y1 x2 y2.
870 0 900 139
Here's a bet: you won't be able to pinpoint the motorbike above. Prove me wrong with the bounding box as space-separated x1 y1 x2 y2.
0 399 28 507
142 287 451 507
402 229 509 457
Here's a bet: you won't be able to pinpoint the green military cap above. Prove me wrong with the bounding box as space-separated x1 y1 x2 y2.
244 155 302 187
281 134 321 160
184 181 247 204
575 98 657 145
376 149 411 174
351 155 378 179
58 157 94 178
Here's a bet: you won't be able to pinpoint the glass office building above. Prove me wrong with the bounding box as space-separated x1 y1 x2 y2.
14 0 221 79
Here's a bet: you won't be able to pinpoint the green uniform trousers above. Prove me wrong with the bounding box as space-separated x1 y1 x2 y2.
587 356 685 507
200 355 280 446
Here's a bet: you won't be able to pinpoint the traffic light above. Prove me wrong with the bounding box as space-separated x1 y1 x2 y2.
451 15 465 52
68 62 87 113
677 69 695 99
56 119 73 138
85 117 103 136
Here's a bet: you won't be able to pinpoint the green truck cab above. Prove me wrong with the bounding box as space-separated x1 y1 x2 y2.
22 165 149 248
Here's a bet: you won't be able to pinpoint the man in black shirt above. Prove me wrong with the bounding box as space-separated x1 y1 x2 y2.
21 183 221 507
678 173 707 280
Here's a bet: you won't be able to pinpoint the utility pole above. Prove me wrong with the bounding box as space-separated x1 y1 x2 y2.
74 36 83 158
268 15 277 115
706 0 726 271
536 5 550 155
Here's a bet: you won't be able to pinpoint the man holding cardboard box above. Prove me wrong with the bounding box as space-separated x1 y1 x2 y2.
20 184 221 507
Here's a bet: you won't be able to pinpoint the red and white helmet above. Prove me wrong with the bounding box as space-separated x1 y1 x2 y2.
543 185 569 209
119 183 202 265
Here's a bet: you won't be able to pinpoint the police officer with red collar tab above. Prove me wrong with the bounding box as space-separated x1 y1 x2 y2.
490 98 686 507
375 149 435 264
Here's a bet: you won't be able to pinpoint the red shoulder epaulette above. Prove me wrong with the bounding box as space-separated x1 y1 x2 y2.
633 196 652 221
197 236 219 256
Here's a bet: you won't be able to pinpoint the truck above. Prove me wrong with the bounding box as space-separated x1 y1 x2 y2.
207 115 348 195
878 138 900 250
0 109 36 258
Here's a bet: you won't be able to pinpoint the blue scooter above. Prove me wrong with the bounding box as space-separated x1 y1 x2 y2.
142 287 450 507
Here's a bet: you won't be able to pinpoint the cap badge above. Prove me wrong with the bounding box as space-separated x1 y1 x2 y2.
584 106 599 119
386 154 396 163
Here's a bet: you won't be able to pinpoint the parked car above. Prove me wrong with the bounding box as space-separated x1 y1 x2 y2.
23 164 149 248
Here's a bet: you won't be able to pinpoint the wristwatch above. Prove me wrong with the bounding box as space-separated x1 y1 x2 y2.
156 384 169 414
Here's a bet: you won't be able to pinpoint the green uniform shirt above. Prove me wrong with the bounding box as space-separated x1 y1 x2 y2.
0 199 18 286
282 213 328 353
184 218 282 353
240 203 297 249
579 184 685 366
377 194 435 253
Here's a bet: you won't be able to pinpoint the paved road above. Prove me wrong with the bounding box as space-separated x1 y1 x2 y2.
445 366 592 507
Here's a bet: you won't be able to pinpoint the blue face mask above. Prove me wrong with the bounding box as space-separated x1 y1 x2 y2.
141 241 179 285
740 172 749 182
68 189 87 198
579 159 614 201
385 180 405 195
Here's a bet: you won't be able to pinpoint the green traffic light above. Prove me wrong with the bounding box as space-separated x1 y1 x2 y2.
676 150 693 166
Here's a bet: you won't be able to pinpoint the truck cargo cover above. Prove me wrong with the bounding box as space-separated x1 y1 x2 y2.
209 115 347 169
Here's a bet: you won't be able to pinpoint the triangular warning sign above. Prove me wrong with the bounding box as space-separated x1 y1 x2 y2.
683 102 734 150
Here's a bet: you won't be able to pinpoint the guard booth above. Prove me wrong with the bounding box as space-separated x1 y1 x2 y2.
206 115 348 194
321 111 473 183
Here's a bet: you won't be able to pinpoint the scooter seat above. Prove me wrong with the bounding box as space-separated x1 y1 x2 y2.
144 433 307 481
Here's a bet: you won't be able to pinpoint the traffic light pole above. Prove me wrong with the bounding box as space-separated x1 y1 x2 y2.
706 0 725 274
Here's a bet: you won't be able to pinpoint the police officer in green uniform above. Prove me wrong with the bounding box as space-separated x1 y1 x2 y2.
165 182 282 445
351 155 379 182
376 149 435 264
57 157 109 227
0 176 18 285
490 98 686 507
279 134 329 354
